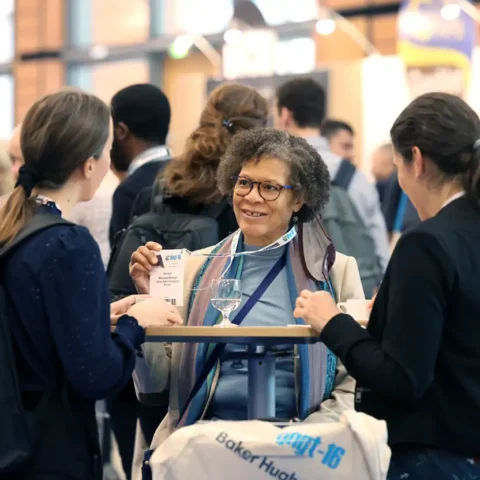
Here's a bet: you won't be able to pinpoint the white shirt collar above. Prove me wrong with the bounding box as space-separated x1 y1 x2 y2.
442 191 465 209
127 145 171 176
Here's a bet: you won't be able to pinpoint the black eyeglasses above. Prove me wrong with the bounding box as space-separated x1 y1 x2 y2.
232 176 294 201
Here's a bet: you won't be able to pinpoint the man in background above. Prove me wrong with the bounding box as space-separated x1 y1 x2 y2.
371 143 396 204
321 119 355 163
8 124 23 180
109 83 171 246
274 77 389 273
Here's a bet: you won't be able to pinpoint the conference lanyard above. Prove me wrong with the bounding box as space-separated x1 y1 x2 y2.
189 225 297 278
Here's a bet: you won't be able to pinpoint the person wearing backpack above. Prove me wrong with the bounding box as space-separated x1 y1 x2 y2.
106 82 269 478
0 89 182 480
273 78 389 284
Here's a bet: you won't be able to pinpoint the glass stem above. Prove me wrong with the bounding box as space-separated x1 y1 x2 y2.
223 310 230 324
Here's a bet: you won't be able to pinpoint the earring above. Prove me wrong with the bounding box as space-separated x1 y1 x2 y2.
292 215 298 224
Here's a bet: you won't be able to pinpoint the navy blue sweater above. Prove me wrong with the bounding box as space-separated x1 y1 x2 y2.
3 204 145 399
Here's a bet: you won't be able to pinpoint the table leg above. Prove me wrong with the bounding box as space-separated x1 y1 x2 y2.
247 345 275 419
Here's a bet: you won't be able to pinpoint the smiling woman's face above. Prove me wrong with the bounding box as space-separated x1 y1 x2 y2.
233 157 303 247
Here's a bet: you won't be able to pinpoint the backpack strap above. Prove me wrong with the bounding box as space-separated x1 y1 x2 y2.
0 214 73 260
332 159 356 190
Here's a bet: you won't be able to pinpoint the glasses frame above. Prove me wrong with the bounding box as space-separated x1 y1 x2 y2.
232 175 294 202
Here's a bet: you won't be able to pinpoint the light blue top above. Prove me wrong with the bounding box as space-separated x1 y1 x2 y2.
307 136 389 272
206 244 297 420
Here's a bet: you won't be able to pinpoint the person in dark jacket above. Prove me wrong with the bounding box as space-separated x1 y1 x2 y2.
294 92 480 478
109 84 171 246
0 89 181 480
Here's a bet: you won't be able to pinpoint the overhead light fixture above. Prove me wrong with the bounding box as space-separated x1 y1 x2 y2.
224 28 244 45
168 34 194 59
316 18 336 36
441 3 461 20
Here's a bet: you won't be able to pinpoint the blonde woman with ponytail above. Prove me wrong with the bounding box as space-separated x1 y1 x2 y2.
0 89 181 480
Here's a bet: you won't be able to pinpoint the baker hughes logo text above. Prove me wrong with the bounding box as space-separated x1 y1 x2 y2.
216 432 298 480
216 431 346 477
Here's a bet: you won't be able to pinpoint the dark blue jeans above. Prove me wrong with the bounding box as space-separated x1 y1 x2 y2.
388 449 480 479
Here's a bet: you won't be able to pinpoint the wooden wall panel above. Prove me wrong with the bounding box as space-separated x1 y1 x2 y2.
16 0 63 53
162 53 215 156
92 0 150 45
14 61 65 123
371 14 397 55
15 0 65 123
90 59 150 103
316 16 369 63
328 60 365 167
325 0 368 8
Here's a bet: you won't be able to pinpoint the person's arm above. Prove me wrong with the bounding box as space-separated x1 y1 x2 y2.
40 227 145 400
320 231 454 405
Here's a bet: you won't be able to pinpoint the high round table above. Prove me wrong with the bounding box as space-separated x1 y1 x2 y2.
139 324 364 420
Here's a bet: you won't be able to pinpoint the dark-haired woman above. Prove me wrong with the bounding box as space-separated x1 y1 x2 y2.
295 92 480 478
0 89 181 480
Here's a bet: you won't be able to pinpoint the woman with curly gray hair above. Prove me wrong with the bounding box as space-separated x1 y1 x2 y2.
129 128 364 449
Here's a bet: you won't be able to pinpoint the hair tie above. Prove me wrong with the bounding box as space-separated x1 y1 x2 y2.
15 165 41 198
222 119 234 133
473 139 480 152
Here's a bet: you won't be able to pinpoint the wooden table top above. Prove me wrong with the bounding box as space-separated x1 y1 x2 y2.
136 322 366 344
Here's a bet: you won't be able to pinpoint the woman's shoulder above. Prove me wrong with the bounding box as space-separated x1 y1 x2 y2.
330 252 365 301
46 222 98 251
25 222 101 266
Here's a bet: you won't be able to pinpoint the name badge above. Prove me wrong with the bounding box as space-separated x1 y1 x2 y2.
149 249 185 307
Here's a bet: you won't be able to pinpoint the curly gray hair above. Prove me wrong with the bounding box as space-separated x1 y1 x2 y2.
216 128 330 222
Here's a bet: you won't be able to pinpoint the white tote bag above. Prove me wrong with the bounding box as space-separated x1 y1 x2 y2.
145 411 391 480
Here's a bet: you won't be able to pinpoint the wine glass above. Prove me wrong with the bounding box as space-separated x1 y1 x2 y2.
211 279 242 327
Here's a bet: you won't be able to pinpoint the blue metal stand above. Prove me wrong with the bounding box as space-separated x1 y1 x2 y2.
247 345 276 419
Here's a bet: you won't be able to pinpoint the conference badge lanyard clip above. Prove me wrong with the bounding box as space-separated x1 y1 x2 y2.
149 226 297 304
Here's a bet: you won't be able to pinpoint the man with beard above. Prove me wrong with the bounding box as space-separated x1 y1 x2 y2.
109 83 171 246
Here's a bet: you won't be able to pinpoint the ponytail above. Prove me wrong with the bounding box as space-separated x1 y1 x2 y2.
0 186 32 246
463 147 480 208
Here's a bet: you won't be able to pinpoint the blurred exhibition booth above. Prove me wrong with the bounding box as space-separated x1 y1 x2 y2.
2 0 480 172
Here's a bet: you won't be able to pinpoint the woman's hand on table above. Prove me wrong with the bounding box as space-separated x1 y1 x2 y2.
127 298 183 328
129 241 162 294
110 294 151 324
294 290 341 333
